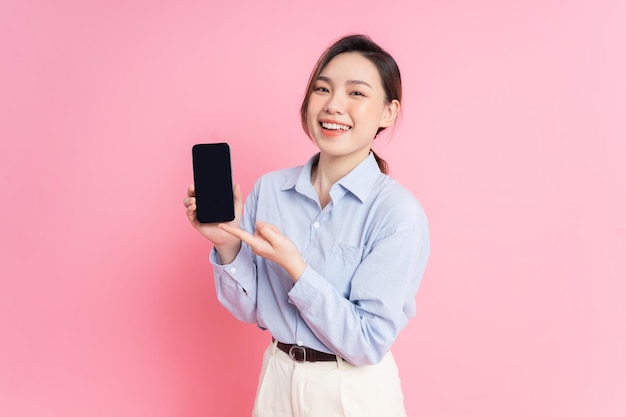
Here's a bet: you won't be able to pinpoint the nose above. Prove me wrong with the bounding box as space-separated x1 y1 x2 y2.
323 93 345 115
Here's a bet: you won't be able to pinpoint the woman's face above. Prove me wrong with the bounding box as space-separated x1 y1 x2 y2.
306 52 399 164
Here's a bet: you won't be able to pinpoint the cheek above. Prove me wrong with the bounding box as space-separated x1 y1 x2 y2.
306 108 316 128
353 103 384 127
307 94 323 113
306 98 322 124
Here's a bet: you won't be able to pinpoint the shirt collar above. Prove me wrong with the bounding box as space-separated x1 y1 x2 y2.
281 152 382 204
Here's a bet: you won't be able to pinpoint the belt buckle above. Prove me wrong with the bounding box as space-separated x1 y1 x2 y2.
288 345 307 362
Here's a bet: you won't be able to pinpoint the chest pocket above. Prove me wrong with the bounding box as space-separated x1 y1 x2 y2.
325 241 364 298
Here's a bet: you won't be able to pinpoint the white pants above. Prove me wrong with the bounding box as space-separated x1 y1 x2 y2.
252 341 407 417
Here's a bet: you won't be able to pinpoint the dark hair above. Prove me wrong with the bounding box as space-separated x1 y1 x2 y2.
300 34 402 174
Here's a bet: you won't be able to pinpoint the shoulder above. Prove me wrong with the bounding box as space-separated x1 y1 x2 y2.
253 165 302 189
244 165 302 218
369 175 428 228
247 165 303 201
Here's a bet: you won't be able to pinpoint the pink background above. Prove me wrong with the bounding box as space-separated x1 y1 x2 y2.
1 0 625 416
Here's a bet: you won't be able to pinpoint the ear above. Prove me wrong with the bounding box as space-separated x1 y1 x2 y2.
379 99 400 128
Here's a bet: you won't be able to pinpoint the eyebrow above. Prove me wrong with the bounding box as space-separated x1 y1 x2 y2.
316 75 373 89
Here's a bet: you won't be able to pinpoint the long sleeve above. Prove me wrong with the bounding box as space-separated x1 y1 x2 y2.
288 201 429 365
210 245 258 323
209 183 260 323
206 153 430 366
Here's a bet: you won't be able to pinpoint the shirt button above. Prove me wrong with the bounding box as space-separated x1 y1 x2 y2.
230 267 237 274
297 340 304 346
312 222 320 229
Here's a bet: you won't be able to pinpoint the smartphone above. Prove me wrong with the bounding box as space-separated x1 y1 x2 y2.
192 143 235 223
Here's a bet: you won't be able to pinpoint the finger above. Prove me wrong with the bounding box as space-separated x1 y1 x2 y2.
255 221 282 243
187 184 195 197
183 196 196 207
233 184 243 216
219 223 255 245
187 204 198 223
256 221 280 233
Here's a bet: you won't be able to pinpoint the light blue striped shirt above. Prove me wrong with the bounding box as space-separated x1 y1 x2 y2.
210 152 430 365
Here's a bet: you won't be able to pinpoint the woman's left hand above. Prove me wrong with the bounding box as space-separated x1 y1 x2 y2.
219 221 306 282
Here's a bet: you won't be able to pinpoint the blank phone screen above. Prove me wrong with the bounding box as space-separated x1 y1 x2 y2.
192 143 235 223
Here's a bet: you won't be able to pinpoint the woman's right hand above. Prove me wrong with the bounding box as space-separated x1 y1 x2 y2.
183 183 243 263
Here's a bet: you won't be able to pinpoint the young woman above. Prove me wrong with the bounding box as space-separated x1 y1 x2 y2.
184 34 430 417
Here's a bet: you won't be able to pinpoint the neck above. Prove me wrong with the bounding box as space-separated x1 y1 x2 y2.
310 151 369 207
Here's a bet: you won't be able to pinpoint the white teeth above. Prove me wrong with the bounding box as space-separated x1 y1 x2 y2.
321 122 350 131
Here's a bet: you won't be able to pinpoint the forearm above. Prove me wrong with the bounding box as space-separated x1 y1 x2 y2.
214 240 242 265
284 256 307 282
288 265 404 366
211 247 259 323
289 227 429 366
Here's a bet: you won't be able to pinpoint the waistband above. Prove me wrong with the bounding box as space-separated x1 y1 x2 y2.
273 338 338 362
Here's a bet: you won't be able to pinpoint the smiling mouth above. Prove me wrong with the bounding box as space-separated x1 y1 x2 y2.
320 122 351 131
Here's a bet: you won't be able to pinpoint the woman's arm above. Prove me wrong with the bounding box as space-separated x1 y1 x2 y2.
221 202 430 365
208 184 261 324
289 222 429 365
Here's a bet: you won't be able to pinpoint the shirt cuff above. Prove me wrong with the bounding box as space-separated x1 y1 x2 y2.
209 247 256 291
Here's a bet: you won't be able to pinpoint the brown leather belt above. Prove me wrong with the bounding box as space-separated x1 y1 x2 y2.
274 339 338 362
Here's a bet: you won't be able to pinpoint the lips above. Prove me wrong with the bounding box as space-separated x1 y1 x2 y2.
321 121 351 131
319 120 352 137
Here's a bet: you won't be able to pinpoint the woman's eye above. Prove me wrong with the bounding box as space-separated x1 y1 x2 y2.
350 91 365 97
315 86 330 93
